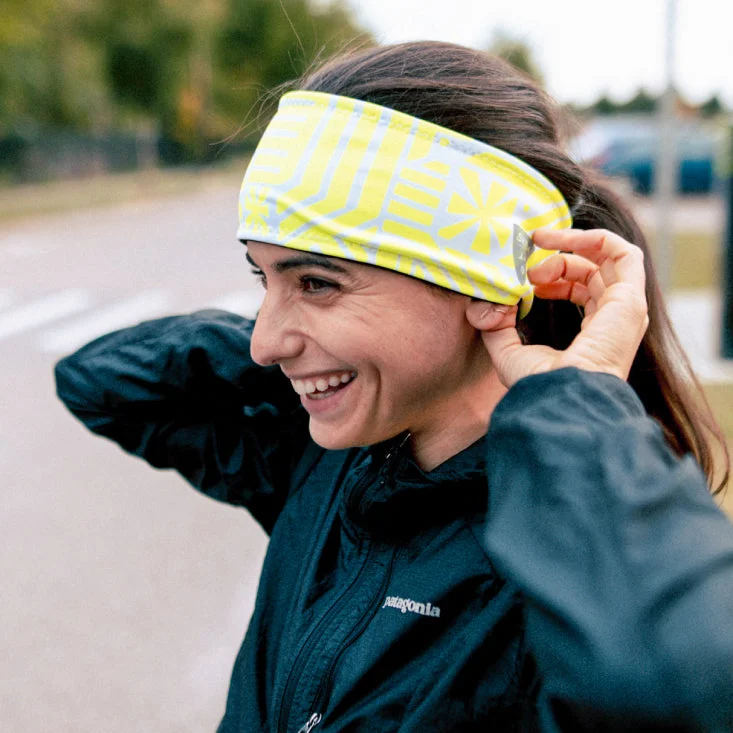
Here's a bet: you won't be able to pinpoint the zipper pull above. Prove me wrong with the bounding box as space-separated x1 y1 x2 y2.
297 712 322 733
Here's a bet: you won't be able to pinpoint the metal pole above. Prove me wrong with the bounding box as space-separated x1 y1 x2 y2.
655 0 677 295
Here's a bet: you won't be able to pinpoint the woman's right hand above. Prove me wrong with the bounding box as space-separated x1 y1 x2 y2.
466 228 649 389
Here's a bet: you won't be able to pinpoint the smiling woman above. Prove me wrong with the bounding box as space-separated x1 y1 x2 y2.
54 41 733 733
246 239 496 468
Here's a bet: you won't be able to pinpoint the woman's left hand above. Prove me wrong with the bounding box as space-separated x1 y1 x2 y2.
466 228 649 389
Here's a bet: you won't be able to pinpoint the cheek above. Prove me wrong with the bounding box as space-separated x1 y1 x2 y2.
379 313 470 385
305 288 469 378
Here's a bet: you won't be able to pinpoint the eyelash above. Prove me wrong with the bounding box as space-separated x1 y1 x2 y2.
251 267 266 287
249 268 338 295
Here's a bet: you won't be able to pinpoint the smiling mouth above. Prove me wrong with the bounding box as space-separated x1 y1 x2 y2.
291 371 356 399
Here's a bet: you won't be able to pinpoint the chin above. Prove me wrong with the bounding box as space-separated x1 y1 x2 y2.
307 418 400 451
308 420 358 450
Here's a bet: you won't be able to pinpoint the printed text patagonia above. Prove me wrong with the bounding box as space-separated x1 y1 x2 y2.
382 595 441 618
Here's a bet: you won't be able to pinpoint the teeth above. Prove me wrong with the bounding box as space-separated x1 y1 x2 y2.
290 371 355 397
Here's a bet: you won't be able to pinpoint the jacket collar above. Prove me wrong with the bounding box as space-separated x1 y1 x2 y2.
342 432 489 538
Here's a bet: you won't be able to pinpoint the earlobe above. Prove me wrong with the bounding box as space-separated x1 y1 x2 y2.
465 300 515 331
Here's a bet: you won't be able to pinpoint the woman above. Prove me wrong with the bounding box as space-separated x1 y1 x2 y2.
55 42 733 732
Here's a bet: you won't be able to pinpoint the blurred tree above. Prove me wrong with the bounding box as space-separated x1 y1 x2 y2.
213 0 370 146
0 0 370 166
0 0 95 132
700 94 726 118
590 95 618 116
487 30 544 85
618 88 658 114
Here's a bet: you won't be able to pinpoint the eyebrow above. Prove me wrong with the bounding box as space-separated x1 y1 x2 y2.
245 249 350 275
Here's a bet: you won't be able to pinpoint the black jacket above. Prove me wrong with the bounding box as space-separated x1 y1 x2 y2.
55 310 733 732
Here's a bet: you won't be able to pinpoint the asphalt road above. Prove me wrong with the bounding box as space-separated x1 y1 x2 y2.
1 186 268 733
0 187 728 732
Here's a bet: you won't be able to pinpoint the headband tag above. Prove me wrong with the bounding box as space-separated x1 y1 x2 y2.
512 225 534 285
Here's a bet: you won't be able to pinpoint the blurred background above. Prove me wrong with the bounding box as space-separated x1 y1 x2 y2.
1 1 732 730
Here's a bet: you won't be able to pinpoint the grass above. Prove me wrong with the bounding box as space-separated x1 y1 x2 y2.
700 383 733 512
644 229 721 291
0 159 247 225
705 384 733 438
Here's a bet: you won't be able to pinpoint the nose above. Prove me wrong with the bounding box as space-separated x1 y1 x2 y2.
249 290 305 366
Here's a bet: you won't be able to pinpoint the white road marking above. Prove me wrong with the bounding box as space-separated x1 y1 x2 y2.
205 290 263 318
0 233 44 259
0 289 92 342
0 289 15 312
38 290 174 354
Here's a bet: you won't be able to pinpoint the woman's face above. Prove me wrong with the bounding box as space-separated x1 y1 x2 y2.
247 240 490 454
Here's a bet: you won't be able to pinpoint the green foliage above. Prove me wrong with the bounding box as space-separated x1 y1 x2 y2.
618 89 658 114
700 94 726 118
212 0 369 142
487 31 544 85
108 44 160 111
587 90 659 116
0 0 370 161
590 95 619 116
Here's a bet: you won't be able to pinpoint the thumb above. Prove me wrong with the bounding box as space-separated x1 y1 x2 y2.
482 326 561 387
466 301 558 387
479 324 523 368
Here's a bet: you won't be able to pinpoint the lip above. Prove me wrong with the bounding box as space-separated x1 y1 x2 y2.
299 376 355 417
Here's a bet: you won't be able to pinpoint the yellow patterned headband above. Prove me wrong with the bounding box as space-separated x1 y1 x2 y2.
237 91 572 316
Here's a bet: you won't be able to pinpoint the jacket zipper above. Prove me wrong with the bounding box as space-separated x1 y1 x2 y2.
296 712 322 733
278 438 408 733
306 547 397 720
276 541 374 733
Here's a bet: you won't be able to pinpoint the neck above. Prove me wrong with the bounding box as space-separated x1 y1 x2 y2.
410 368 507 472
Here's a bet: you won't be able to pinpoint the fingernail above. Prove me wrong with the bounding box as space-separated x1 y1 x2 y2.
479 308 491 320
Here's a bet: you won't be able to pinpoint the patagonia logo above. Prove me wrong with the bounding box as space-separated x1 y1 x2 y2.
382 595 441 618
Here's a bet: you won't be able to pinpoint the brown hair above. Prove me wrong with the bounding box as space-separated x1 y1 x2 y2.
295 40 729 493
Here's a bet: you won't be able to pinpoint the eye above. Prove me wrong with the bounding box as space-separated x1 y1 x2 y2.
250 267 267 288
300 276 337 294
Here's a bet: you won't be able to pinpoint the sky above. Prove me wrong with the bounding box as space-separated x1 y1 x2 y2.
343 0 733 106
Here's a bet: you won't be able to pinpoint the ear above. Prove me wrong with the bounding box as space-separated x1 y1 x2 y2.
465 300 518 332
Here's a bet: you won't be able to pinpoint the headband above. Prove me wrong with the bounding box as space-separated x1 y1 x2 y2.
237 91 572 316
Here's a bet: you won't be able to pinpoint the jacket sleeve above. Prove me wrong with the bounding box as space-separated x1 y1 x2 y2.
54 309 311 534
483 367 733 732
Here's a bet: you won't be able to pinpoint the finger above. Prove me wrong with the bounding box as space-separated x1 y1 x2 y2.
533 228 646 292
583 299 598 320
568 285 648 377
528 252 597 287
530 252 607 307
533 281 591 307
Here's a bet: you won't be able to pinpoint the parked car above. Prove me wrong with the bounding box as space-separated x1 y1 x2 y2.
570 116 723 195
